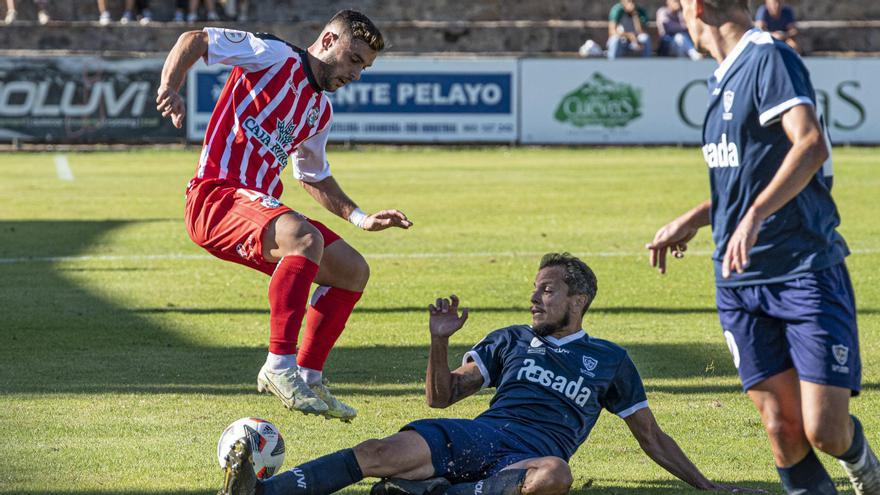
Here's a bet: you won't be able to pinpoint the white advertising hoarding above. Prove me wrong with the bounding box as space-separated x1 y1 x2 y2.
519 58 880 144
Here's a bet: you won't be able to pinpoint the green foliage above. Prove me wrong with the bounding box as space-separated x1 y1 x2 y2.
0 147 876 494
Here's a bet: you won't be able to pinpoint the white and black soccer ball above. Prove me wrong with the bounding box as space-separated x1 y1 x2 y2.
217 417 286 479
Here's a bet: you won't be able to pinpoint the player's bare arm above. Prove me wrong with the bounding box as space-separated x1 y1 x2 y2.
624 408 762 493
721 104 828 278
301 177 412 232
157 30 207 129
425 295 481 408
646 199 712 274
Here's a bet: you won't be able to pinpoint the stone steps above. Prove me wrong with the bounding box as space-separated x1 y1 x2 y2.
0 20 877 55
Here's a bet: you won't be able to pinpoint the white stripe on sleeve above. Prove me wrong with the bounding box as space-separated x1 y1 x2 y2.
463 351 491 389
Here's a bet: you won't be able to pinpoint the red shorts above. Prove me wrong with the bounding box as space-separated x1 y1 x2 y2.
185 179 341 276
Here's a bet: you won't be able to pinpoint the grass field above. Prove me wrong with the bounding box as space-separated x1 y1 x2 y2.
0 146 877 494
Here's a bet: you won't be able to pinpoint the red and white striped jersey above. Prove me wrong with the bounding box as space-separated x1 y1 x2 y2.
193 28 333 199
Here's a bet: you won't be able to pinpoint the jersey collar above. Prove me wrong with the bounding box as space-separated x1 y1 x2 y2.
713 28 766 82
543 329 587 347
295 47 323 93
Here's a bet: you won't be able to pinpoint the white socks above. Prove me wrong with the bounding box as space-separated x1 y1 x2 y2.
264 354 323 385
265 352 297 372
299 366 322 386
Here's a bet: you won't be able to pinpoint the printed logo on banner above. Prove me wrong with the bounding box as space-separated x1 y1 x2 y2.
554 73 642 128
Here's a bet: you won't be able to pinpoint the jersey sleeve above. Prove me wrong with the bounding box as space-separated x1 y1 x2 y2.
755 46 814 127
203 28 292 72
601 353 649 418
462 329 510 389
291 127 332 183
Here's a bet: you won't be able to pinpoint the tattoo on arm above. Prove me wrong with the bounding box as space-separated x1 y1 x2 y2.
448 364 484 405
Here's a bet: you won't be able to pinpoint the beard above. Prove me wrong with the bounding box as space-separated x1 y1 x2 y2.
533 310 570 337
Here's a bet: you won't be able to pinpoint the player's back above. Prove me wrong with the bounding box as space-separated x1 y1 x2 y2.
193 29 334 200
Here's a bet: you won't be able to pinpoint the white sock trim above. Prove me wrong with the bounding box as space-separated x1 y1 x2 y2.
299 366 322 385
265 352 297 372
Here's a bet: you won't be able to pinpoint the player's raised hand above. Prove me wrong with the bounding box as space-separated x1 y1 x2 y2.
428 294 469 339
722 209 762 279
156 85 186 129
646 219 699 274
362 209 413 231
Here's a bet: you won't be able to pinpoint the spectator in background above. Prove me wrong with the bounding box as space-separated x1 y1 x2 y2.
219 0 248 22
656 0 702 60
607 0 652 60
755 0 800 52
4 0 50 24
186 0 218 23
97 0 110 24
121 0 152 24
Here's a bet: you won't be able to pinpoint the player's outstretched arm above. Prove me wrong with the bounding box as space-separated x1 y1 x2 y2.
301 177 412 231
624 408 763 493
424 295 481 408
157 31 207 129
646 199 711 274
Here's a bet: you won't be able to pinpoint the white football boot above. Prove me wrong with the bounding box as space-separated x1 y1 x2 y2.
841 442 880 495
309 378 357 422
257 365 328 415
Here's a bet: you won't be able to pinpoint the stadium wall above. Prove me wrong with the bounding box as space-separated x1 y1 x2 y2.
1 55 877 145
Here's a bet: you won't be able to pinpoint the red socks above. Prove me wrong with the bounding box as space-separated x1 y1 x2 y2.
297 286 363 371
267 256 320 355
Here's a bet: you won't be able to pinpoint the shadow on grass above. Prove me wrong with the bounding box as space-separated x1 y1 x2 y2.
569 479 784 494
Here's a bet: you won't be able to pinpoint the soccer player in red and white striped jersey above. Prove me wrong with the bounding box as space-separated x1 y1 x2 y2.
156 10 411 421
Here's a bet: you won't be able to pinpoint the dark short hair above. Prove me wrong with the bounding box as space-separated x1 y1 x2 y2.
327 9 385 52
539 252 598 314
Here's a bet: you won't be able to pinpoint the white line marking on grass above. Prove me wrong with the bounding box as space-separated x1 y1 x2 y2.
1 248 877 265
54 155 74 181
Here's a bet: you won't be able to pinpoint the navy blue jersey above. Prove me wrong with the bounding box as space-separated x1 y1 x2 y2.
702 29 848 287
464 325 648 460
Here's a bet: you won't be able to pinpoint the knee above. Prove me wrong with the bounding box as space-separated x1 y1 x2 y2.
764 415 804 445
278 221 324 259
522 458 573 495
350 252 370 290
353 439 394 473
805 418 851 455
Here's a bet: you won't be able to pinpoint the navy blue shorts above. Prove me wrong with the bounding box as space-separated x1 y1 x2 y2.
402 418 541 483
716 263 861 393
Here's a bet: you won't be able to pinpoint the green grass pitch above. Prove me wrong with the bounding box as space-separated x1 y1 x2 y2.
0 146 877 494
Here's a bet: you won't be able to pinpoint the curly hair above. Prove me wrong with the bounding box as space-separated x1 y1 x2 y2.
539 252 598 315
327 9 385 52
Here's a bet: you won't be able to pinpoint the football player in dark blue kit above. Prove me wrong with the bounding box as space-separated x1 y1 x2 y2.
646 1 879 494
218 253 753 495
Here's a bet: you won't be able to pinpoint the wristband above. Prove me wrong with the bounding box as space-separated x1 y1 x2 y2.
348 208 368 229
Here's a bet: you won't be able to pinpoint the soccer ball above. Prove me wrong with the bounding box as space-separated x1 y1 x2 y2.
217 417 286 479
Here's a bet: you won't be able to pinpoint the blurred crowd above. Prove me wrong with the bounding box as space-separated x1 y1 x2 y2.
581 0 801 59
3 0 250 25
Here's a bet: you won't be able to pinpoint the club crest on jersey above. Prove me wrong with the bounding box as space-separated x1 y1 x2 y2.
261 195 281 209
307 107 319 127
223 29 247 43
722 90 735 121
831 344 850 374
581 356 598 377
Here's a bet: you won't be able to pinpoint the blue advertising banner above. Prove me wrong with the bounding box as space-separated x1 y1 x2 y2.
187 57 518 143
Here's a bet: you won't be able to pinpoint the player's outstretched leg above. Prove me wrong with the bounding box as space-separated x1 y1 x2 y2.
836 416 880 495
258 214 328 415
370 477 450 495
218 439 257 495
298 239 370 421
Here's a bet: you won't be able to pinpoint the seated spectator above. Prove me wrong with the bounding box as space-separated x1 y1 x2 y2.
187 0 219 23
656 0 702 59
4 0 50 24
121 0 152 24
607 0 651 60
755 0 800 52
